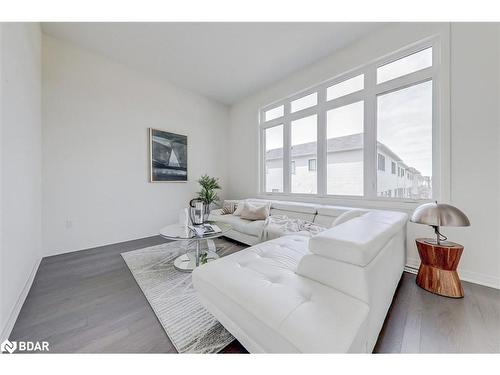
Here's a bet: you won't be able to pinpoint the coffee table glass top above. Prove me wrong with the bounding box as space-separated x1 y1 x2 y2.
159 221 232 240
159 221 232 272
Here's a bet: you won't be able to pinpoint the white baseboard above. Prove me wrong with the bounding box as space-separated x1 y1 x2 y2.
0 257 41 342
406 257 500 290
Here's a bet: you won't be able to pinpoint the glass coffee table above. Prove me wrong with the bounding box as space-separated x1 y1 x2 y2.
159 222 232 272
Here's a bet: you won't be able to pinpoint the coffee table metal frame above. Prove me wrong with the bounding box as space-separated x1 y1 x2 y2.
159 222 231 272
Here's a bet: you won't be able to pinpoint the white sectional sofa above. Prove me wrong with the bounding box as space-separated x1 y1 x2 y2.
209 199 364 245
194 199 408 353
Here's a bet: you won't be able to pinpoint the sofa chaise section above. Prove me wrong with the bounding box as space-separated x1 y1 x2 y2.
194 208 408 353
192 236 370 353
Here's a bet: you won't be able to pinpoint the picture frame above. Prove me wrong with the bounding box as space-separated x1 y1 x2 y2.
149 128 188 182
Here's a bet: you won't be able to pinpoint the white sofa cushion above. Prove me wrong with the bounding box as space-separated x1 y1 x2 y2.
308 210 407 266
331 209 366 227
192 235 369 353
313 205 365 227
297 252 372 303
270 201 317 214
316 205 354 217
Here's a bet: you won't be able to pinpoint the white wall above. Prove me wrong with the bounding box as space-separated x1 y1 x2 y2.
0 23 42 338
446 23 500 288
42 35 230 256
228 23 500 288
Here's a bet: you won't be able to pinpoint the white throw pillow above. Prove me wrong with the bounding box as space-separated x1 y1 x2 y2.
331 210 365 228
239 202 270 221
232 201 245 216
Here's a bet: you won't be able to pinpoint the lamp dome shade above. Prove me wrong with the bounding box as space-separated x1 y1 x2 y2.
410 202 470 227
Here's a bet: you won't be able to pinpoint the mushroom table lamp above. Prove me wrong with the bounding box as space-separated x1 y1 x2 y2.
410 201 471 298
410 201 470 245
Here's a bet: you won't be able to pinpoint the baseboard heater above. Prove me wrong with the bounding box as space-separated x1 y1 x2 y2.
404 265 419 275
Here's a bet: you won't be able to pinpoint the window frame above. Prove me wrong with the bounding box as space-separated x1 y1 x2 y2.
259 36 448 204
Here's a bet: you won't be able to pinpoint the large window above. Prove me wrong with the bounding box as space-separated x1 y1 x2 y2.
260 39 439 201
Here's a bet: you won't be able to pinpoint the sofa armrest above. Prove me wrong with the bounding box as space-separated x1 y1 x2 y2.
308 211 407 266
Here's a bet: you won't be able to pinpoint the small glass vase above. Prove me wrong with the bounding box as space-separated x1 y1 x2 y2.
203 203 211 223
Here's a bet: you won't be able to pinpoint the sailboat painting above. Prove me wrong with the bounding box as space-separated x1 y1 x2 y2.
149 128 188 182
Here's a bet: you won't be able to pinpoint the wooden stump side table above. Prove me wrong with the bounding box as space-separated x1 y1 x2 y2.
415 238 464 298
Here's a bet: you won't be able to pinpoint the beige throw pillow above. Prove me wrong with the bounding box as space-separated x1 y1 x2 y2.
239 202 270 221
232 201 245 216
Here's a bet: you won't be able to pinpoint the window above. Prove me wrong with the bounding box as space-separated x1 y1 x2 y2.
377 153 386 171
327 74 364 101
377 47 432 83
264 105 284 121
377 81 432 199
291 93 317 113
260 39 439 201
264 125 283 192
308 159 317 171
291 115 317 194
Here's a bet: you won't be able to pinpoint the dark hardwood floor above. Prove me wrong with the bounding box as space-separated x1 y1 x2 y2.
375 272 500 353
9 236 500 353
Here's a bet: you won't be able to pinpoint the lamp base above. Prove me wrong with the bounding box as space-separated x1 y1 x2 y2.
415 238 464 298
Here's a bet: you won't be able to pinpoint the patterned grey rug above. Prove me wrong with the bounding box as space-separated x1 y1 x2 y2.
121 237 245 353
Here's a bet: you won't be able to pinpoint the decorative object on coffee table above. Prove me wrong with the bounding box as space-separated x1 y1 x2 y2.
410 201 470 298
195 174 221 223
189 198 206 225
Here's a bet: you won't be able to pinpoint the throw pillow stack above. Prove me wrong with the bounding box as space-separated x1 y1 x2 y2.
219 200 271 221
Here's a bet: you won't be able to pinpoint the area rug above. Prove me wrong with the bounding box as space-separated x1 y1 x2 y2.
121 238 245 353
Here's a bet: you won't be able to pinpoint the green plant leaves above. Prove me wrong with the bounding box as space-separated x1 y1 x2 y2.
197 174 221 204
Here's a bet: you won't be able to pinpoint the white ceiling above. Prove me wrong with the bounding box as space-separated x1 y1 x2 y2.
42 22 386 105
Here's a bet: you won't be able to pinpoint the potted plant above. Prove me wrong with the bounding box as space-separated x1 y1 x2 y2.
190 175 221 223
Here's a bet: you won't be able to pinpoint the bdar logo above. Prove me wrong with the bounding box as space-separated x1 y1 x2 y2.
1 339 17 354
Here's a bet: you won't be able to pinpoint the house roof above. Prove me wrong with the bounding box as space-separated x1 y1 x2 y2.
266 133 364 160
265 132 425 176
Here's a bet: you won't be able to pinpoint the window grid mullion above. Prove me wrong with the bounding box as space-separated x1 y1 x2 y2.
283 102 291 194
364 68 377 199
317 88 327 196
260 127 265 193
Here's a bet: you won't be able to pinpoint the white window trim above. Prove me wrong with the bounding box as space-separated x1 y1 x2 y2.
259 34 450 208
